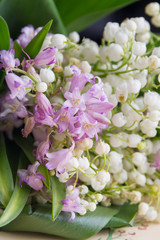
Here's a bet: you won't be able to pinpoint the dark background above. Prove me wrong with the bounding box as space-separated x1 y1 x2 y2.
80 0 159 43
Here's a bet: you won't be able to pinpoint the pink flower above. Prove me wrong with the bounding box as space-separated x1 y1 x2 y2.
36 93 53 116
153 149 160 170
18 161 45 191
34 47 57 66
62 187 85 222
46 144 74 173
0 49 20 72
67 65 95 92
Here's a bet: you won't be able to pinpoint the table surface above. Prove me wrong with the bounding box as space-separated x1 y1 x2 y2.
0 223 159 240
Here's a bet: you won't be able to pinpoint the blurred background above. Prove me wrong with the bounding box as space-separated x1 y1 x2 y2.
80 0 159 43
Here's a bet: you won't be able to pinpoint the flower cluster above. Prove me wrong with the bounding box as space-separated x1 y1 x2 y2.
1 1 160 223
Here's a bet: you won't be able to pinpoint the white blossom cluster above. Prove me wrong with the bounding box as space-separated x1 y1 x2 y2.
43 2 160 222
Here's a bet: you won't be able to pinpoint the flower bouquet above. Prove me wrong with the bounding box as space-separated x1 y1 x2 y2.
1 0 160 239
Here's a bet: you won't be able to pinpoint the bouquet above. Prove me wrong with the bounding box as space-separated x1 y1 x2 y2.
1 1 160 239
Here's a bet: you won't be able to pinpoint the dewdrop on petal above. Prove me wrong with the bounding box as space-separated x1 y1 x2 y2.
79 61 91 73
40 68 55 83
51 34 67 49
36 82 47 92
69 31 80 43
95 140 110 156
145 2 160 16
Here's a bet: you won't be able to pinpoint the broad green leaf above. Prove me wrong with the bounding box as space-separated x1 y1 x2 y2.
0 16 10 50
0 70 6 92
54 0 139 33
24 20 53 59
106 203 138 228
0 133 13 207
14 130 50 189
0 153 30 227
0 0 66 38
2 205 118 239
51 176 65 221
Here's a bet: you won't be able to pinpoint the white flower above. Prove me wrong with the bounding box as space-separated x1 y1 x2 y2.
143 91 159 107
149 110 160 122
112 112 127 127
148 55 160 69
103 82 112 96
151 14 160 27
95 194 103 202
138 202 149 215
152 47 160 57
128 134 142 148
40 68 55 83
108 94 118 107
136 32 150 44
107 43 124 62
78 185 89 195
95 140 110 156
64 66 74 76
78 156 90 171
131 17 150 33
99 46 109 62
88 202 97 211
59 172 69 183
109 151 123 173
51 34 67 49
115 30 128 45
121 19 137 32
36 82 47 92
103 22 120 42
132 41 146 56
77 138 93 150
116 83 128 103
127 79 141 94
145 207 158 221
65 157 79 171
69 31 80 43
55 51 63 64
145 2 160 16
91 170 111 191
81 39 99 64
132 152 146 167
79 61 91 73
135 56 149 69
113 169 128 184
127 191 142 204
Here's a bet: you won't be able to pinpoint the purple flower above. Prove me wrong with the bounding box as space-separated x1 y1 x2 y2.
36 93 53 116
67 65 95 92
22 116 35 138
46 144 74 173
34 47 57 66
17 25 42 48
5 73 31 100
0 49 20 72
63 87 86 113
62 187 85 222
34 93 55 127
54 107 78 133
17 161 45 191
36 140 49 162
153 149 160 170
0 95 27 119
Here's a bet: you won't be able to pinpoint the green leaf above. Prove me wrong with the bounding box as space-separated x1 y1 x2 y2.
0 0 66 38
24 20 53 59
14 40 23 60
38 165 51 190
0 16 10 50
2 205 118 239
0 133 14 207
106 203 138 228
51 176 65 221
14 131 35 163
54 0 139 33
0 153 30 227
